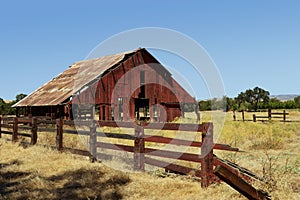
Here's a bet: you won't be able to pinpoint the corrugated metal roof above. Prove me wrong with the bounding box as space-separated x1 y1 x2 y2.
13 49 138 107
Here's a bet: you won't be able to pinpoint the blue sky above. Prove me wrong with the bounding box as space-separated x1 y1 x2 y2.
0 0 299 100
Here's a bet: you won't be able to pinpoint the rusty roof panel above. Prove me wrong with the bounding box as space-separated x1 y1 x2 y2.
13 49 138 107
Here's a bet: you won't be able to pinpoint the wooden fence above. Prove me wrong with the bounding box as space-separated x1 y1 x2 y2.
0 116 270 199
233 109 289 122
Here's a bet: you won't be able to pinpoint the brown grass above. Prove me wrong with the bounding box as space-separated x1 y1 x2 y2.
0 110 300 199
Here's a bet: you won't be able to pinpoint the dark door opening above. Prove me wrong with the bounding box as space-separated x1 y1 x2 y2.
134 98 149 121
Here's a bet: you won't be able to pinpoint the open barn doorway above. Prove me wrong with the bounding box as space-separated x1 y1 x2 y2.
134 98 150 121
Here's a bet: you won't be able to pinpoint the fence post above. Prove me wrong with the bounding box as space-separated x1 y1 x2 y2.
134 124 145 171
233 111 236 121
31 117 37 145
56 118 63 151
12 117 18 142
89 120 97 162
0 116 2 138
242 110 245 122
268 109 272 120
253 114 256 122
283 110 286 122
201 122 214 188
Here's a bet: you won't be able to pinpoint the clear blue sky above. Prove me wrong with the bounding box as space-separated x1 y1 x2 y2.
1 0 299 100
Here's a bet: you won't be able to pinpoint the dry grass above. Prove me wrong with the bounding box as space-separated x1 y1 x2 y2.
0 140 244 200
0 110 300 199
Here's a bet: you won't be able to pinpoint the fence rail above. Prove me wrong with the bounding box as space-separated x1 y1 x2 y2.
233 109 291 122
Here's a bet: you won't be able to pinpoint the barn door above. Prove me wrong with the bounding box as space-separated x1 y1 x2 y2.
134 98 149 121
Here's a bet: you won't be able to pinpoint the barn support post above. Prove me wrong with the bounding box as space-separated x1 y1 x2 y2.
12 117 18 142
201 122 214 188
31 117 38 145
134 124 145 171
56 118 63 151
16 107 20 117
89 120 97 162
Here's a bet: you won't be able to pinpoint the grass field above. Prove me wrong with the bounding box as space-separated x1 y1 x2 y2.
0 110 300 199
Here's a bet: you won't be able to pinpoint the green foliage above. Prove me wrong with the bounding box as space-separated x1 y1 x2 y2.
16 93 27 102
236 86 270 111
0 93 27 116
198 87 299 111
294 96 300 108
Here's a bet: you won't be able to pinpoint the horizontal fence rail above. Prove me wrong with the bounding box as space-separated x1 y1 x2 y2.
233 109 292 122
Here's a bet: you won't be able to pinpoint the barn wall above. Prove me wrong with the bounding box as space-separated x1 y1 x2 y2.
72 49 197 122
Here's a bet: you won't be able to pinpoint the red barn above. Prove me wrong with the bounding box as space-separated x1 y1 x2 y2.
13 48 199 122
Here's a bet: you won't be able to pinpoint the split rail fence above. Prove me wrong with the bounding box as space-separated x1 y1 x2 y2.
0 116 270 199
233 109 289 122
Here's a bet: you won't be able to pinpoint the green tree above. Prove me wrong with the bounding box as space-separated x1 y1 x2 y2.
0 98 5 115
294 96 300 108
236 87 270 111
16 93 27 102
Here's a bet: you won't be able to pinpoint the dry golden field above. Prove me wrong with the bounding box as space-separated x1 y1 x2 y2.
0 110 300 199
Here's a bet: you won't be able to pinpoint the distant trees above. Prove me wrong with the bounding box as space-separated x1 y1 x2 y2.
0 94 27 115
198 87 300 111
295 96 300 108
236 87 270 111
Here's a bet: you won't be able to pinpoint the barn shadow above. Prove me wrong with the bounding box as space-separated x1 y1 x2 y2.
0 160 130 200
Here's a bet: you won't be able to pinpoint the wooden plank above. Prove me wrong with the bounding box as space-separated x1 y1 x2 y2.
145 123 205 132
1 130 13 135
31 118 37 145
213 157 262 181
1 124 13 129
97 132 135 140
63 129 81 135
144 147 202 162
38 127 56 133
97 121 135 128
201 122 214 188
17 118 32 124
56 118 63 151
213 144 239 152
89 120 97 161
213 157 253 182
271 112 289 115
255 116 269 119
144 135 202 147
12 117 18 142
18 132 32 138
134 125 145 171
214 165 270 200
37 119 56 125
145 157 201 177
18 126 32 131
96 142 134 153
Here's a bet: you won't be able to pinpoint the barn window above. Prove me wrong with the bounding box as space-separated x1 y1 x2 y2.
111 107 114 121
118 97 123 121
140 71 145 85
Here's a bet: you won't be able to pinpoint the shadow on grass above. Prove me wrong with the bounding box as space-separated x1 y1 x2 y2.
0 160 130 200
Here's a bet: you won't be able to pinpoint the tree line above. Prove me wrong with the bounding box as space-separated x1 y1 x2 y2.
0 94 27 115
199 87 300 111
